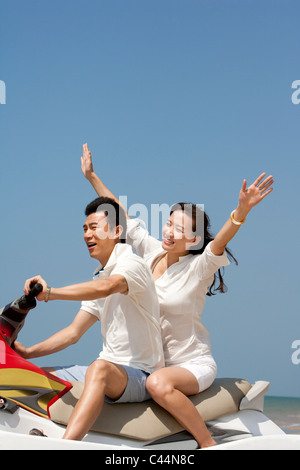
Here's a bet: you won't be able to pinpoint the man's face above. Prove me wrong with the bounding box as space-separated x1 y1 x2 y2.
83 211 116 261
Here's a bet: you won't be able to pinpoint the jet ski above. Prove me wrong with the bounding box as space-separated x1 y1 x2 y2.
0 286 299 450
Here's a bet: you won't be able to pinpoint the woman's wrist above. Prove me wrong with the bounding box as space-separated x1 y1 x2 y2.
232 205 249 223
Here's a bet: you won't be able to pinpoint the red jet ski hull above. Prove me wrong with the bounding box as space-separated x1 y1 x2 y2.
0 334 72 419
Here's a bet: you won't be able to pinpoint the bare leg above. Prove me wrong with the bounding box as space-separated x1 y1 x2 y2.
146 367 216 448
62 360 128 441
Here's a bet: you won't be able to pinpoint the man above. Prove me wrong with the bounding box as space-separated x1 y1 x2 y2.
16 197 164 441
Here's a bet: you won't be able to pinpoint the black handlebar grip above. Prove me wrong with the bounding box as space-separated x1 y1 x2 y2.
27 283 43 300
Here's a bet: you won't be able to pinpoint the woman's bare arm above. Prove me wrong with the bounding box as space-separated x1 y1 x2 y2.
211 173 274 256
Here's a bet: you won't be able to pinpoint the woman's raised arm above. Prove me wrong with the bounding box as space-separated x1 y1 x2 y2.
81 143 130 219
211 172 274 256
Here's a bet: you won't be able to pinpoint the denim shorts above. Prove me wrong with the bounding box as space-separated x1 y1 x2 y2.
52 363 150 403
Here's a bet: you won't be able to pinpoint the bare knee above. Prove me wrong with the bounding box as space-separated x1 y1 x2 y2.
86 360 111 386
146 373 174 403
85 360 127 400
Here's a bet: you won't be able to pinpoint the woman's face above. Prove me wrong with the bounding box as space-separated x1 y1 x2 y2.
162 210 200 255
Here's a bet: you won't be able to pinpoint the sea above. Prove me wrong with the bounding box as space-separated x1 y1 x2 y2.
264 396 300 434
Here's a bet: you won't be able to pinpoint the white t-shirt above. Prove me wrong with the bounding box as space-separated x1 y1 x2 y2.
81 243 164 374
127 219 230 367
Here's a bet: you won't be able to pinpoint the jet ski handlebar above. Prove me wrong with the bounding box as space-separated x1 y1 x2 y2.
0 283 43 347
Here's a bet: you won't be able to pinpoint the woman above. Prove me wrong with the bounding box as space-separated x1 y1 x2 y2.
81 143 274 448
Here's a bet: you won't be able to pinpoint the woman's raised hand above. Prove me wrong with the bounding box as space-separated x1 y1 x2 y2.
238 172 274 215
81 143 94 180
211 173 274 255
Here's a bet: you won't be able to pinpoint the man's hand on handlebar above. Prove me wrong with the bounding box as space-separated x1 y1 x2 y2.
24 275 48 301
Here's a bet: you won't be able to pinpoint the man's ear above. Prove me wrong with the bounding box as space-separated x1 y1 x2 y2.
114 225 124 241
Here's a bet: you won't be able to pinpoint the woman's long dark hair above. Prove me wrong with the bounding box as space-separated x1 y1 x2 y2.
170 202 238 296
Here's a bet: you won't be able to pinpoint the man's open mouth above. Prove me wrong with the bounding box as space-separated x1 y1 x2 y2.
87 243 97 250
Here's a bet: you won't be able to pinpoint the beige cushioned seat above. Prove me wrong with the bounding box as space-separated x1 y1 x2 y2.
48 377 251 441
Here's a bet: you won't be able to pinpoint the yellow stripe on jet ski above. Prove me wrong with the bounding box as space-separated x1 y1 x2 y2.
0 391 52 418
0 368 67 418
0 368 66 391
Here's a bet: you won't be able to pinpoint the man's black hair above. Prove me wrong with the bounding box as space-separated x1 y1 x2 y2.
85 197 127 243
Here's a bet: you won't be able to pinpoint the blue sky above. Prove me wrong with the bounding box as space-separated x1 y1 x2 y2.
0 0 299 397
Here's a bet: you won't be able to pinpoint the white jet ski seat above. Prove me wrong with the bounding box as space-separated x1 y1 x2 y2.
48 377 253 441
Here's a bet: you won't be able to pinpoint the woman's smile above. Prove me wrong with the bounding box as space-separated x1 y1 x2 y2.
162 238 175 246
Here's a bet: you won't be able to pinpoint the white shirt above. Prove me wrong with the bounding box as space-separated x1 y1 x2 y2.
81 243 164 373
127 219 230 367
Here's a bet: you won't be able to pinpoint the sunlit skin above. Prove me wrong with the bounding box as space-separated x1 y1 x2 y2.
151 211 201 280
22 211 127 303
83 211 122 266
162 211 200 255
